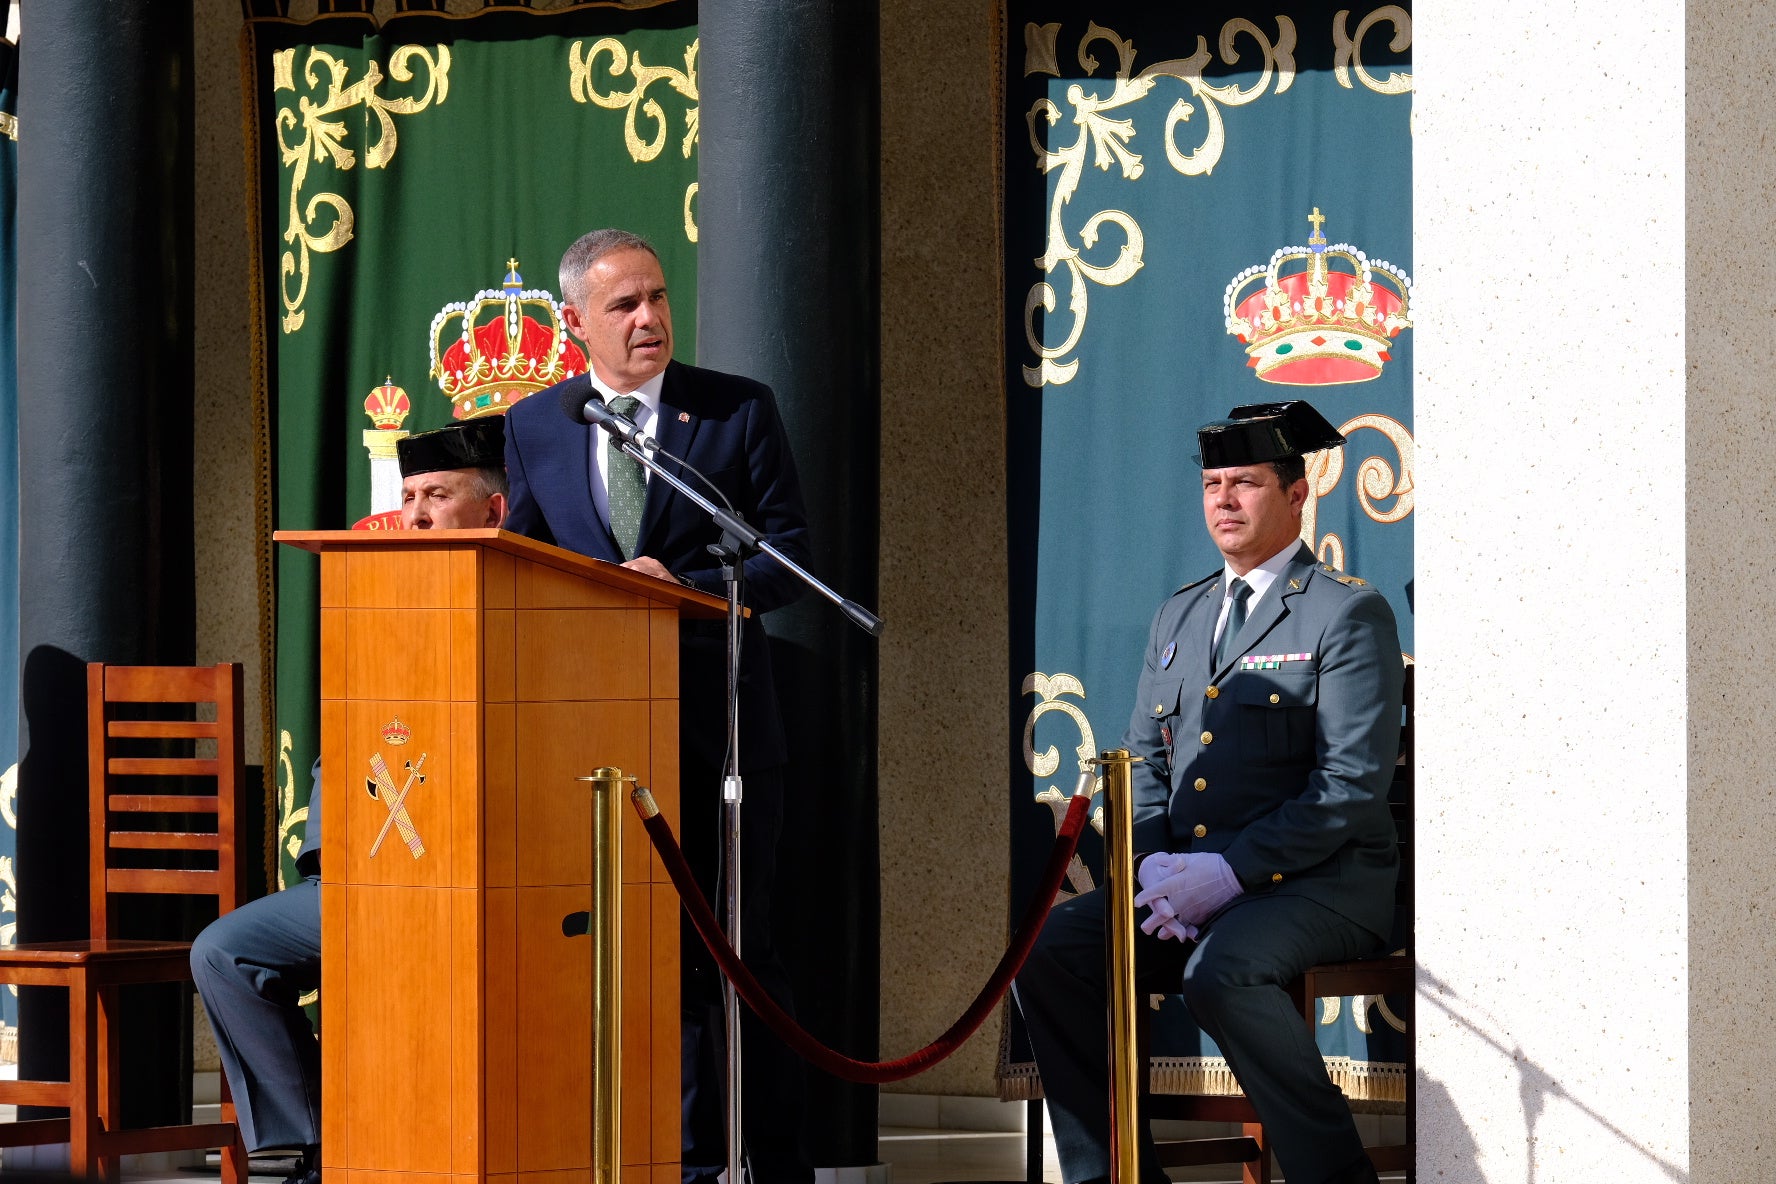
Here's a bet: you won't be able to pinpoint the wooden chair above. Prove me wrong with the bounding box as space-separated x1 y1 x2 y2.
1146 665 1415 1184
0 663 250 1184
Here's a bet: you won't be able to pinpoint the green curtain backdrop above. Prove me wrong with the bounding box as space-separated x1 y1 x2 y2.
245 3 699 888
1002 2 1414 1106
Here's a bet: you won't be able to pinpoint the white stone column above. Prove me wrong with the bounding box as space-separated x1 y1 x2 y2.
1415 3 1690 1180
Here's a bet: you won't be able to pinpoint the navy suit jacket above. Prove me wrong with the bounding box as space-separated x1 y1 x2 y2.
1124 543 1403 940
503 360 811 771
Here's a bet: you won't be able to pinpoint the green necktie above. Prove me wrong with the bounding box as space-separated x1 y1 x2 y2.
1214 577 1251 669
605 394 646 559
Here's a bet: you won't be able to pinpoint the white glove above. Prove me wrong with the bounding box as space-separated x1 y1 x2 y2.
1134 852 1194 943
1134 852 1243 942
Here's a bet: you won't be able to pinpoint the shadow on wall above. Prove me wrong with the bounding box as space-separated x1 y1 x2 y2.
1420 970 1687 1182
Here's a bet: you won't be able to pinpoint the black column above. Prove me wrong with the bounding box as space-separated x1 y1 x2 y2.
698 0 881 1168
16 0 196 1126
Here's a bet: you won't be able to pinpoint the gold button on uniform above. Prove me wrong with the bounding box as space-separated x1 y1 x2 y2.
1200 731 1213 744
1154 704 1164 715
1269 693 1280 704
1193 824 1207 838
1205 685 1219 699
1271 873 1284 884
1193 778 1207 792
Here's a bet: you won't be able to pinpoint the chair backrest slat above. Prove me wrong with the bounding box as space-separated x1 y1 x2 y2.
109 831 222 852
107 794 220 813
107 757 220 778
106 868 222 897
87 662 245 939
107 720 220 741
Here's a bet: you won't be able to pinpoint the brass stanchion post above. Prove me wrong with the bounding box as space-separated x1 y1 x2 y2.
580 766 633 1184
1090 748 1144 1184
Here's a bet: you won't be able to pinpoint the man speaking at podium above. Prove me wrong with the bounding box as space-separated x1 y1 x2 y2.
502 229 813 1184
192 419 508 1184
1015 401 1403 1184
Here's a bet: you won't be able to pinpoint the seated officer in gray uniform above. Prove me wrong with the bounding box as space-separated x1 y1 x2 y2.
1014 400 1404 1184
190 418 510 1184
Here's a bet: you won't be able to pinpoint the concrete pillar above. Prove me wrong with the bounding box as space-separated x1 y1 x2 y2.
698 0 882 1167
16 0 196 1128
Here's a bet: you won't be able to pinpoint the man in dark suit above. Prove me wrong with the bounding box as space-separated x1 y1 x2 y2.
1014 401 1404 1184
190 418 510 1184
501 229 812 1184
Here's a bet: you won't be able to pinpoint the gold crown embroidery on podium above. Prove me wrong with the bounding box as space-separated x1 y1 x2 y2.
1224 208 1413 386
429 259 588 419
381 716 412 746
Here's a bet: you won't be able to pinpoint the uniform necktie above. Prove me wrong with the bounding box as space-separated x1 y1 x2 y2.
1214 577 1251 669
605 394 646 559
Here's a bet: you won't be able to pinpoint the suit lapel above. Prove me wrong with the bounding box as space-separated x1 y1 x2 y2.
555 374 623 560
636 362 703 556
1210 542 1317 680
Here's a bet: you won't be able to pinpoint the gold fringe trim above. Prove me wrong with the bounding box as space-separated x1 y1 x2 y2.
1149 1055 1405 1112
1150 1056 1243 1097
1 1023 17 1064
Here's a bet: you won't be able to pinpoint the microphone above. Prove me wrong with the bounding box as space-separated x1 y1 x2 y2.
560 384 661 452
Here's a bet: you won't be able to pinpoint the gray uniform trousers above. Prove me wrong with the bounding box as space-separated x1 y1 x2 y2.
190 875 322 1152
1014 885 1380 1184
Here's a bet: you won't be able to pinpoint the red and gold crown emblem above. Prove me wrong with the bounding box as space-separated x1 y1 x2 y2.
363 375 411 431
429 260 588 419
1224 208 1412 386
381 716 412 746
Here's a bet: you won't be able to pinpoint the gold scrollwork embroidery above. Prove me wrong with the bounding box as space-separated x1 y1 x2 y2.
273 44 451 335
275 729 307 891
0 760 15 830
1300 413 1415 559
1 762 15 983
569 37 700 242
1320 984 1407 1034
1023 671 1103 896
1022 19 1295 387
1333 6 1413 95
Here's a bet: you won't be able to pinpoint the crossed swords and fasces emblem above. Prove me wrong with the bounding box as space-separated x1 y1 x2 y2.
366 751 427 859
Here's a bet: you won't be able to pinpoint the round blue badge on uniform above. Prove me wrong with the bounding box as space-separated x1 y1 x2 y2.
1161 641 1176 669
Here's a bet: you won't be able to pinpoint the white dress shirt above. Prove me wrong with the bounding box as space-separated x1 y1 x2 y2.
1214 540 1302 651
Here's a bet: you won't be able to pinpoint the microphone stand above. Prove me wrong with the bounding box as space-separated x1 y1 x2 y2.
608 433 881 1184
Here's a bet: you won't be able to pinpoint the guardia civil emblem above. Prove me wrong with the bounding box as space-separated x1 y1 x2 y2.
365 717 427 859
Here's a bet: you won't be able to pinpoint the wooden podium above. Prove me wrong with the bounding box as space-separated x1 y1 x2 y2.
276 529 726 1184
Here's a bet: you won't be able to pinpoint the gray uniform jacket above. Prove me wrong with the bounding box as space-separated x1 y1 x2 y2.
1125 542 1404 940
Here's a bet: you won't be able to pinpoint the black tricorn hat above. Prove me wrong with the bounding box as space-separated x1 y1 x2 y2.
1193 400 1345 468
397 417 507 478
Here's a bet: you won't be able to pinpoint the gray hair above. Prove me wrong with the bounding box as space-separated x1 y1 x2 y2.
558 228 659 308
468 464 509 500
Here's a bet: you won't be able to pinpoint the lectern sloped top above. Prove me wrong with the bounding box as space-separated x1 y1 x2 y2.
275 527 729 618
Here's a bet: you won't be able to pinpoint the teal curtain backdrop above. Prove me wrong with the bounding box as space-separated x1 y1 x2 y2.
0 35 20 1052
1002 2 1413 1106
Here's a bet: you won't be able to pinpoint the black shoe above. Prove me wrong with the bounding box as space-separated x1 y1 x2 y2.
282 1146 321 1184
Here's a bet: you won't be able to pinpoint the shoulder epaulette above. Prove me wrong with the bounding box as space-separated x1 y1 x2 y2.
1315 562 1369 589
1176 570 1220 594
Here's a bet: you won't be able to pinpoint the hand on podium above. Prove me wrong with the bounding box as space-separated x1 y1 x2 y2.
621 555 674 582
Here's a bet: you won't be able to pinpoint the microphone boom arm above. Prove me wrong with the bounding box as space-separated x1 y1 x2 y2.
612 436 884 637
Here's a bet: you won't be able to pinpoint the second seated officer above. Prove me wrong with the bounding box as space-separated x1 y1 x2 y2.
1014 400 1404 1184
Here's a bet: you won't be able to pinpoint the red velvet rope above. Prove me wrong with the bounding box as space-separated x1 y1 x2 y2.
634 789 1092 1084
